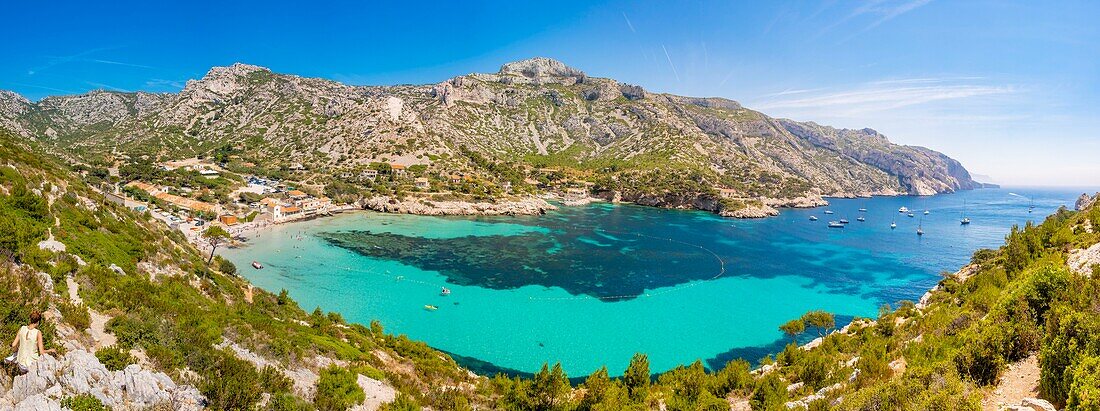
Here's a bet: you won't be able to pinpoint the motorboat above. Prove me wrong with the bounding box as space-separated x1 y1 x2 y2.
856 216 866 222
251 261 263 269
924 210 930 215
828 221 844 228
824 210 835 215
899 206 909 213
907 213 915 218
809 216 818 221
858 208 868 212
440 287 452 296
839 219 850 224
890 222 897 229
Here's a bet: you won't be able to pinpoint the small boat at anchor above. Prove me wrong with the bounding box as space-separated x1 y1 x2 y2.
857 216 866 222
890 221 897 229
924 210 930 215
899 206 909 213
440 287 451 296
839 219 850 224
809 216 818 221
961 199 971 225
251 261 263 269
858 208 868 212
824 210 835 215
828 221 845 228
424 305 438 311
907 213 915 218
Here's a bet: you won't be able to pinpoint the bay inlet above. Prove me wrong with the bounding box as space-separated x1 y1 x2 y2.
221 187 1082 376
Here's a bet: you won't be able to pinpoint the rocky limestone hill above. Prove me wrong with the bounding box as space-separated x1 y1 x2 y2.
0 58 978 213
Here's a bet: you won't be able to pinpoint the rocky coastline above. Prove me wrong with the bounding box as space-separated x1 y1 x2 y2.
360 196 556 216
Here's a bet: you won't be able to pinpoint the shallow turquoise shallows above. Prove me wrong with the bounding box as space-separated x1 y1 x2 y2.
221 187 1086 377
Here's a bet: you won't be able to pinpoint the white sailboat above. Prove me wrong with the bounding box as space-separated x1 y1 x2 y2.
961 199 971 225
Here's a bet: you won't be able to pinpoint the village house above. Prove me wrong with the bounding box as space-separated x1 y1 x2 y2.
199 169 220 179
271 204 303 222
259 197 282 209
287 190 309 200
359 169 378 181
389 164 407 176
126 181 216 214
126 181 161 196
718 188 738 199
153 192 216 214
414 177 430 189
296 196 331 211
218 215 239 226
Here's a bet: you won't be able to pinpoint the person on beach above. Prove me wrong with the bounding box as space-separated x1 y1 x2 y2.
6 311 55 373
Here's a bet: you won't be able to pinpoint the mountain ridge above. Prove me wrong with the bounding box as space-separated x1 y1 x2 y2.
0 57 978 215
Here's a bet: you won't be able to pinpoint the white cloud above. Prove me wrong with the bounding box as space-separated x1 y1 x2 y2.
751 79 1012 117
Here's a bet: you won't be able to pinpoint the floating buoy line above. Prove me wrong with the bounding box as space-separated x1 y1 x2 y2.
269 225 728 303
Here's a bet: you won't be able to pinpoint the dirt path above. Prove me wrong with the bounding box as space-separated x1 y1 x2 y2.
983 354 1041 410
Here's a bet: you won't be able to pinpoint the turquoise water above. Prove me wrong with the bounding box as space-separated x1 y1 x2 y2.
221 187 1088 377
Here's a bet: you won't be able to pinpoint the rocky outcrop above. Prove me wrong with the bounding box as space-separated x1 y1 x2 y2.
1075 192 1098 211
778 120 978 195
1068 242 1100 277
719 203 780 218
352 374 397 411
362 196 556 216
1 350 203 410
498 57 586 84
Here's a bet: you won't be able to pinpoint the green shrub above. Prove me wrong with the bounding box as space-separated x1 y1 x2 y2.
1067 355 1100 410
216 256 237 276
58 300 91 330
314 365 365 411
95 346 135 371
270 393 317 411
260 365 294 394
199 351 263 411
379 394 421 411
60 393 108 411
750 373 787 410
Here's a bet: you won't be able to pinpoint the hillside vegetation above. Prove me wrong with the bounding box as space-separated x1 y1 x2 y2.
2 121 1099 409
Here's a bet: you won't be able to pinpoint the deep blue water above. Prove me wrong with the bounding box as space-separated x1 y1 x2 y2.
222 187 1089 377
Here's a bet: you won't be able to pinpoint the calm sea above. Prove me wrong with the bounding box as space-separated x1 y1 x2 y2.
221 187 1090 377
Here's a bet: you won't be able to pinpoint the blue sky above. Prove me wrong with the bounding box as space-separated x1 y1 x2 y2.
2 0 1098 187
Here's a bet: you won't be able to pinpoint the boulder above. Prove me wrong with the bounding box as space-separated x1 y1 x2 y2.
1020 398 1057 411
13 394 62 411
9 354 61 403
